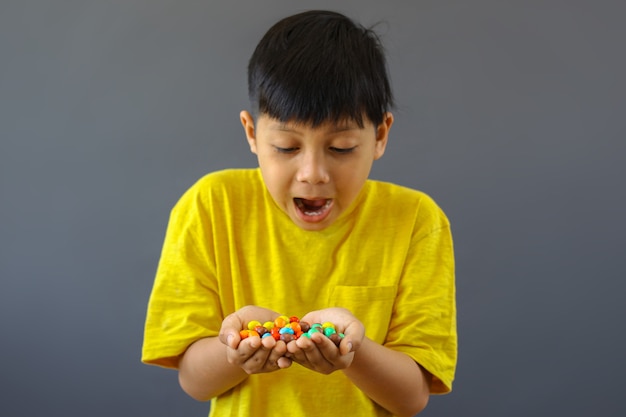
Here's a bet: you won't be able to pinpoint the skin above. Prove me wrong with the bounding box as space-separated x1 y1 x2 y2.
177 111 432 416
239 110 391 231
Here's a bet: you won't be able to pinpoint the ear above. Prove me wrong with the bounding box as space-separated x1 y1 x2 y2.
240 110 257 154
373 112 393 160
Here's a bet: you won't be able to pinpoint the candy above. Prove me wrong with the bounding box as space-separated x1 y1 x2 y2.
254 325 268 336
247 320 262 330
274 316 288 328
280 333 295 343
270 327 281 340
328 333 342 347
240 329 260 339
321 322 335 330
243 316 344 346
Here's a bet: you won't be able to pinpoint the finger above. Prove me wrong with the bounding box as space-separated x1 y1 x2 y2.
338 337 354 355
219 314 245 347
226 336 260 366
277 356 292 369
220 332 240 349
266 340 288 363
235 335 263 359
300 333 334 367
254 339 288 373
287 337 311 363
260 334 277 350
314 335 343 362
341 322 364 353
241 338 274 371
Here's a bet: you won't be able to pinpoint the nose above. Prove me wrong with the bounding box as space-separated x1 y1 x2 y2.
296 151 330 184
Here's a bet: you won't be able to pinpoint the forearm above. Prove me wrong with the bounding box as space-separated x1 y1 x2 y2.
342 337 431 417
178 337 248 401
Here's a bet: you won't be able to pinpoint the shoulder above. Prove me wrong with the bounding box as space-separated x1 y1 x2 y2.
184 168 262 197
366 180 446 213
193 168 262 190
173 168 263 212
364 180 451 232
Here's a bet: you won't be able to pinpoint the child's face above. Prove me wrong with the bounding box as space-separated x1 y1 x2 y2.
241 111 393 231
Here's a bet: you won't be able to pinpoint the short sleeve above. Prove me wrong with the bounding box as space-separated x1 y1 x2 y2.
141 185 221 369
384 201 457 393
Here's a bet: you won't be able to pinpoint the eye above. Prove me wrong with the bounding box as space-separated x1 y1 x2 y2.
274 146 299 154
330 146 357 154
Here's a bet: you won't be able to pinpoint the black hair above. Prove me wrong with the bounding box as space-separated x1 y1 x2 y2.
247 10 393 128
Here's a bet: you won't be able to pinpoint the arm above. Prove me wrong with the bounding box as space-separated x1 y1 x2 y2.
342 337 431 417
178 337 248 401
287 308 431 417
178 305 292 401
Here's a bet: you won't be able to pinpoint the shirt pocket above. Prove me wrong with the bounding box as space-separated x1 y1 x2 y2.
329 285 396 344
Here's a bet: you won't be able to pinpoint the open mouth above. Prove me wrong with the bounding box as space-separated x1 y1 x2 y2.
294 198 333 217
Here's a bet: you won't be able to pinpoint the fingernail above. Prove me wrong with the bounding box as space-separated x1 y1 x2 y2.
227 334 234 345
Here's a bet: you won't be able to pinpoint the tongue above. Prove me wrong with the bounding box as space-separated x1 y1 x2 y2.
302 199 327 209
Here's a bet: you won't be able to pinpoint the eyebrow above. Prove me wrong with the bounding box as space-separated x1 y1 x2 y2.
271 122 360 133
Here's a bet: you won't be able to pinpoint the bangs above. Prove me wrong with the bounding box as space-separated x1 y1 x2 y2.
247 10 392 128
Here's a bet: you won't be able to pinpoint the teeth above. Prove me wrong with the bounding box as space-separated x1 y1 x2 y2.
304 208 323 216
296 199 332 216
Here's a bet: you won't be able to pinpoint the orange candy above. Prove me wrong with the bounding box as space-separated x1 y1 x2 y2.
239 329 260 339
274 316 287 328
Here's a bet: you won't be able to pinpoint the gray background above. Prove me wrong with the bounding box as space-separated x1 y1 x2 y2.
1 1 624 416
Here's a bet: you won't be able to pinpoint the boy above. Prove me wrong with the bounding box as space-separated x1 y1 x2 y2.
142 10 456 417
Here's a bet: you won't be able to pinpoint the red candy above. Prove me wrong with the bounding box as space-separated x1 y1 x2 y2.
270 327 281 340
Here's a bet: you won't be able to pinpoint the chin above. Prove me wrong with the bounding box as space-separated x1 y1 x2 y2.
291 216 333 231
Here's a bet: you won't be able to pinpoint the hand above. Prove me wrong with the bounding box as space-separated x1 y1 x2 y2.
218 305 292 374
286 307 365 374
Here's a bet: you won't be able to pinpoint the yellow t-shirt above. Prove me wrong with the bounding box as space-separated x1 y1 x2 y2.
142 168 456 417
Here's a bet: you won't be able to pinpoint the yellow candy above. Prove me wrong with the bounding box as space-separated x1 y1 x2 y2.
263 321 274 330
322 322 335 330
247 320 262 330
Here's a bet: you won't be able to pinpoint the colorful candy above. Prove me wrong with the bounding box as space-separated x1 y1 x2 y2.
240 316 345 346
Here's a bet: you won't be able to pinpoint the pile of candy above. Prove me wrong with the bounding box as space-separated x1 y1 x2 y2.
240 315 344 346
